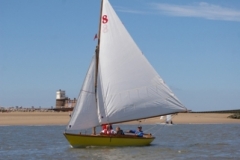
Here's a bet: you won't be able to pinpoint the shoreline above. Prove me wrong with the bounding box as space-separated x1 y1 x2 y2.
0 112 239 126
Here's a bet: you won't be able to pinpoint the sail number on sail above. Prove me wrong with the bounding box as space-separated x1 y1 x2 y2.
102 15 108 23
102 15 108 33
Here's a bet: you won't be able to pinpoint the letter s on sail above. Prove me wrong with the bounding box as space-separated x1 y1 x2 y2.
102 15 108 24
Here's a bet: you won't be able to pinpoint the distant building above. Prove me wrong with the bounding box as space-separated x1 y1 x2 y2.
55 89 76 109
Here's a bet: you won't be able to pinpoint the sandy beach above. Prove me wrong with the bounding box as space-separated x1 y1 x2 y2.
130 113 240 125
0 112 70 126
0 112 239 126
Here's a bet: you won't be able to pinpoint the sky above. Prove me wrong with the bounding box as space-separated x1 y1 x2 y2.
1 0 240 111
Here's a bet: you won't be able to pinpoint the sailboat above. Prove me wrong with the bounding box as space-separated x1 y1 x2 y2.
63 0 187 147
166 115 173 124
158 115 173 125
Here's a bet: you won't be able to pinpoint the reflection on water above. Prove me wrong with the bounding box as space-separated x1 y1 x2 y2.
0 124 239 160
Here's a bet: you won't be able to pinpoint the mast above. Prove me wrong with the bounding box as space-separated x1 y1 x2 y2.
92 0 104 135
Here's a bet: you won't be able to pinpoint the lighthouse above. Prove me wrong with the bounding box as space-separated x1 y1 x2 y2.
55 89 67 108
55 89 77 109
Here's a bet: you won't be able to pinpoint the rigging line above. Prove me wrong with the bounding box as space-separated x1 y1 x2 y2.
143 116 166 133
143 124 159 133
142 122 165 134
143 116 169 135
151 124 167 136
151 114 177 135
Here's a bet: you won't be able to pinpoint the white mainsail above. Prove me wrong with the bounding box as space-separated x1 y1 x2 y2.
97 0 186 124
67 0 186 131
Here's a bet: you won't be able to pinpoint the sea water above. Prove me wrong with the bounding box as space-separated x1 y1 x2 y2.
0 124 239 160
